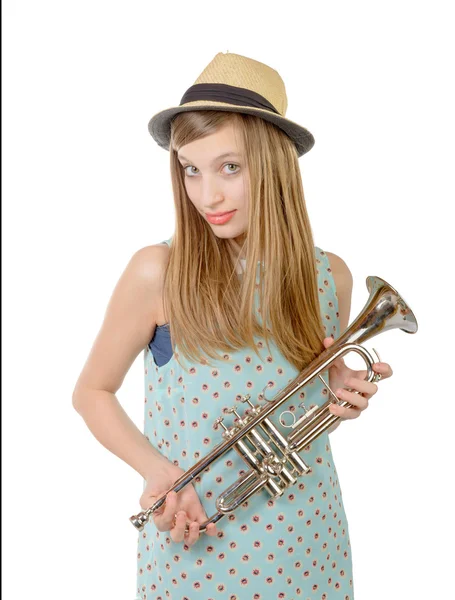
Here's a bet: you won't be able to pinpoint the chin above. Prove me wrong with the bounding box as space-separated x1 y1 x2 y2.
213 230 245 241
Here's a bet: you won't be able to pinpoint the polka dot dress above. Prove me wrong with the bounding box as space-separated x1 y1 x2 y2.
135 239 354 599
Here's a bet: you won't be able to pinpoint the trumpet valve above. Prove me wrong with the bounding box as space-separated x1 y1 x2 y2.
226 406 244 425
215 416 232 436
214 416 228 431
239 395 261 418
215 415 238 438
240 394 255 409
262 454 285 475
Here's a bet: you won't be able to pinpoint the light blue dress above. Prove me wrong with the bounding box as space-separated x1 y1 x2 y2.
135 236 354 599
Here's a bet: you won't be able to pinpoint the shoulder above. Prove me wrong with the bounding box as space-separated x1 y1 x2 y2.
72 243 171 401
324 251 353 290
128 243 170 292
324 251 353 333
118 243 171 322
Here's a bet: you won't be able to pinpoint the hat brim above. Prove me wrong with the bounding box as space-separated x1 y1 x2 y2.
148 102 315 158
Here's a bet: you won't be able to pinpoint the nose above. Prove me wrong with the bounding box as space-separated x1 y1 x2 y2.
202 179 226 210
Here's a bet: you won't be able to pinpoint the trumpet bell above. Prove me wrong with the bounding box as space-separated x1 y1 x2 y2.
339 276 418 348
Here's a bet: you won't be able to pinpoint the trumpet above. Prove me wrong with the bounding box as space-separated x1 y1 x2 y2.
130 276 418 533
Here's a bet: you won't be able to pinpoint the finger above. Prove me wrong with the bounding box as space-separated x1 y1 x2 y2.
357 363 393 382
354 365 384 383
204 523 219 537
190 503 217 535
170 510 188 543
330 403 362 420
373 362 393 379
153 491 177 532
323 337 334 348
185 520 201 547
336 388 369 410
353 367 380 383
343 377 378 398
185 502 219 538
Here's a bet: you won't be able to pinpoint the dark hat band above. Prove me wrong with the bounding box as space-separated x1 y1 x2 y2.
179 83 280 115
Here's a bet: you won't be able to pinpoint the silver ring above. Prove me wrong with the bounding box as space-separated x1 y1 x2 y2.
373 373 382 383
279 410 296 428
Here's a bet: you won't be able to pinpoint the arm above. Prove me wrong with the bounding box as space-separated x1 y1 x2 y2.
323 251 353 434
72 244 171 480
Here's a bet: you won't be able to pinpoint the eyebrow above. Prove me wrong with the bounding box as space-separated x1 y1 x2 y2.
177 152 242 166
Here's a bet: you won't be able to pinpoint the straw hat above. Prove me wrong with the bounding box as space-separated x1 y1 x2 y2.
148 51 315 158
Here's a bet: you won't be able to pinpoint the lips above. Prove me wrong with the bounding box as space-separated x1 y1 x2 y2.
205 210 237 225
205 210 235 217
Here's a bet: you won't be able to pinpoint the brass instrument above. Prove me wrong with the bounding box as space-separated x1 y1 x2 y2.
130 276 418 533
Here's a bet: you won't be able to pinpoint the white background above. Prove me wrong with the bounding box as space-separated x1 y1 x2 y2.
3 1 454 598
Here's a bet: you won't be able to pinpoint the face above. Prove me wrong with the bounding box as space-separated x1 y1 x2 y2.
177 122 249 246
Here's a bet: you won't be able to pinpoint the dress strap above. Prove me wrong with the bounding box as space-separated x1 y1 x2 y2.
159 235 174 247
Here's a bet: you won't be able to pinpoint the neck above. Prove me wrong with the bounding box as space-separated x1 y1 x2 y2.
228 237 247 261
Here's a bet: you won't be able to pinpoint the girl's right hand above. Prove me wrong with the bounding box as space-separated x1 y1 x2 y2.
139 463 219 546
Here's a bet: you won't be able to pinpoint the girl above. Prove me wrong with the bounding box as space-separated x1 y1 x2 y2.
73 52 393 599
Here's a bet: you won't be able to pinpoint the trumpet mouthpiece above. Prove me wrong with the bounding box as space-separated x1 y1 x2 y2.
130 512 148 531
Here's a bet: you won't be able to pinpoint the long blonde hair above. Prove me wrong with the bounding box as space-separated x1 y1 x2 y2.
162 110 325 372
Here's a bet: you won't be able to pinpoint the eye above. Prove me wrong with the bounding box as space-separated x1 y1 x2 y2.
183 165 199 177
223 163 240 174
182 163 240 177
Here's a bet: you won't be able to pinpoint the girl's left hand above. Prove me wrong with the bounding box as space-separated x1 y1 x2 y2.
322 336 394 420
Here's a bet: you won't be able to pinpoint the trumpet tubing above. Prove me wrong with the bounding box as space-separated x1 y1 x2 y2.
130 276 418 534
